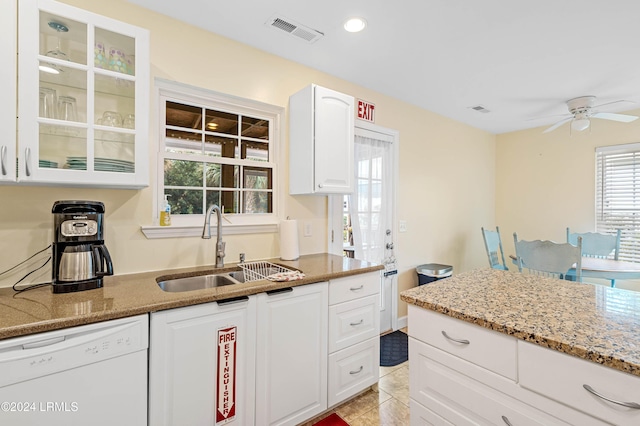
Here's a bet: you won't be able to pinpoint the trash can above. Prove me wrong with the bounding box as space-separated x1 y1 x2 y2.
416 263 453 285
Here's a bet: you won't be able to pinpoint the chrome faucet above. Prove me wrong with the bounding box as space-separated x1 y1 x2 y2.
202 204 226 268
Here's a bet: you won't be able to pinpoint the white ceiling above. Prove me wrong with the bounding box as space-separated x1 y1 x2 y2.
127 0 640 134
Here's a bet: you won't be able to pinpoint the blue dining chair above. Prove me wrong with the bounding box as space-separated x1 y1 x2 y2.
514 233 582 282
481 226 508 270
567 228 621 287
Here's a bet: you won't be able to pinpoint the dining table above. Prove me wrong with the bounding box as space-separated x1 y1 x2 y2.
509 254 640 280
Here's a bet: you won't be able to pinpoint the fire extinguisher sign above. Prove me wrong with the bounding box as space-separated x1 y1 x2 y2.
216 326 237 424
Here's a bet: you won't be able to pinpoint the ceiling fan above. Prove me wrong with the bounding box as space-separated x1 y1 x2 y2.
542 96 638 134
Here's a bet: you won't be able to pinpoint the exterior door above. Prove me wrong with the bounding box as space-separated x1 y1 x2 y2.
328 122 398 334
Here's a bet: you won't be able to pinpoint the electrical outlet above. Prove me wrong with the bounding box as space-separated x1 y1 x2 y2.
399 220 407 233
303 222 312 237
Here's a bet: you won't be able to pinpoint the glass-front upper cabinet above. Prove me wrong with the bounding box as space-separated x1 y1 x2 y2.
0 0 17 183
17 0 149 188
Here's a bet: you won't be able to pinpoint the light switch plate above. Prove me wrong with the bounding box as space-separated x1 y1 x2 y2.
303 221 312 237
399 220 407 232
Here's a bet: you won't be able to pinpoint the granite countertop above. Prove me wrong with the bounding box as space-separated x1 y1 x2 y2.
0 253 382 340
400 268 640 377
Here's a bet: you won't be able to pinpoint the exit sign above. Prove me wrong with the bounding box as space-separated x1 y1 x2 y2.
357 99 375 122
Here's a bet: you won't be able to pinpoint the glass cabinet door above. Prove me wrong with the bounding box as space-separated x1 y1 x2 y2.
0 0 17 183
18 0 148 188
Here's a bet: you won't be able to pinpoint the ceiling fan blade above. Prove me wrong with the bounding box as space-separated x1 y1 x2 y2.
592 112 639 123
543 117 573 133
592 100 635 110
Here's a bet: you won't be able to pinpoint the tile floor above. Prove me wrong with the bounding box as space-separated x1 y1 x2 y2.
304 329 410 426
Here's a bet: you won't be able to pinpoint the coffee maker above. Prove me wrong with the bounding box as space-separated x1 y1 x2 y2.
52 201 114 293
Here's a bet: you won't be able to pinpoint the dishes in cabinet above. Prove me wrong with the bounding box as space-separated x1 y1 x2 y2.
65 157 134 173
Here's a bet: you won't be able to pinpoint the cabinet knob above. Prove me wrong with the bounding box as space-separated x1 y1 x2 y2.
318 183 323 188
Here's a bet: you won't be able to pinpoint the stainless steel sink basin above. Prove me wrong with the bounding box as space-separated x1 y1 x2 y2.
227 270 245 283
158 273 240 292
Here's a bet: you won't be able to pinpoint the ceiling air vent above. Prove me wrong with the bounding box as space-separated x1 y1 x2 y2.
470 105 491 114
266 15 324 43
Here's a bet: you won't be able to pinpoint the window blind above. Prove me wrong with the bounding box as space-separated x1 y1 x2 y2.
596 143 640 262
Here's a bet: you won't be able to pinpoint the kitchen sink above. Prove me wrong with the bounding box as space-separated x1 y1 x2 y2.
227 270 245 283
157 273 241 292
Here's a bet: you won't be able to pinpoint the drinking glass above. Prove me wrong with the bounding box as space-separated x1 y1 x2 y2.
123 114 135 129
108 47 128 74
57 96 77 122
39 87 57 119
94 41 107 69
102 111 122 127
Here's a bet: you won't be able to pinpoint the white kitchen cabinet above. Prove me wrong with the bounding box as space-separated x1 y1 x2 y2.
149 296 257 426
289 84 354 195
0 0 17 182
519 340 640 425
327 271 380 407
408 305 608 426
255 282 329 426
13 0 149 188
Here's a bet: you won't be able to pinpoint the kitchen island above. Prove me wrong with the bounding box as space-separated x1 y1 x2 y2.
401 268 640 425
0 253 382 340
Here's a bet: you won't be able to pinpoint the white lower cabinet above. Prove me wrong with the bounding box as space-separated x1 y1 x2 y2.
149 296 257 426
255 282 329 426
148 273 381 426
519 340 640 425
408 304 614 426
327 271 380 408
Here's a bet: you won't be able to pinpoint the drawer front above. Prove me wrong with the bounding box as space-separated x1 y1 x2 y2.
410 399 461 426
329 294 379 352
409 338 570 426
408 305 517 380
519 340 640 425
328 337 379 407
329 271 379 305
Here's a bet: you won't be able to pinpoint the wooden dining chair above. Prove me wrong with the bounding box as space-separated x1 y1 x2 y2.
513 233 582 282
481 226 508 270
566 228 621 287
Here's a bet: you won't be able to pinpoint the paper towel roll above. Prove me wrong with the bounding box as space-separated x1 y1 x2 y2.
280 219 300 261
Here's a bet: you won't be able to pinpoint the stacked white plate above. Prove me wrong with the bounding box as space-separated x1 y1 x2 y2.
39 160 58 169
65 157 134 173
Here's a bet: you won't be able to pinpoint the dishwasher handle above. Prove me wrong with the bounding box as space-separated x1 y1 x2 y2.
22 336 66 350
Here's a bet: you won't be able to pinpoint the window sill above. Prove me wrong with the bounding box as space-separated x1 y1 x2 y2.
141 222 278 239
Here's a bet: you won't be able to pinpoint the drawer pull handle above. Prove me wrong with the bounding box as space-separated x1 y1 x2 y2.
350 319 364 326
583 384 640 409
350 285 364 291
501 415 513 426
1 145 6 176
441 331 470 345
25 148 31 177
349 365 363 375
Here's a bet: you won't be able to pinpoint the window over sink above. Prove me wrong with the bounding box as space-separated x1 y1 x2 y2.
143 79 283 238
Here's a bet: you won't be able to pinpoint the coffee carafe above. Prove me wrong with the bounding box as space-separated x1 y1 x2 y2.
52 201 114 293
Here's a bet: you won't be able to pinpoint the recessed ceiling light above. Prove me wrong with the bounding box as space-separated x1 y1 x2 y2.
344 17 367 33
207 122 218 130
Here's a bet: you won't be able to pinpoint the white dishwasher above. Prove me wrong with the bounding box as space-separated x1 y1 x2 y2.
0 314 148 426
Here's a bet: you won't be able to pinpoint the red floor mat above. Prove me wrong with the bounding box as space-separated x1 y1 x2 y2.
312 413 349 426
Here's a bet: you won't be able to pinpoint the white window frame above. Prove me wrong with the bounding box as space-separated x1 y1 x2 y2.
596 142 640 263
142 79 282 239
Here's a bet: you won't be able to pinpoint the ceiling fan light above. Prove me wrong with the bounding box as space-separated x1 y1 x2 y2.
571 118 590 132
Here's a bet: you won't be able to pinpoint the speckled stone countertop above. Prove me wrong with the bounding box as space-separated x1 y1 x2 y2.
400 268 640 377
0 253 382 340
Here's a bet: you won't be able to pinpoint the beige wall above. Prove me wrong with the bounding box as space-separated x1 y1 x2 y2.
1 0 496 317
496 108 640 291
